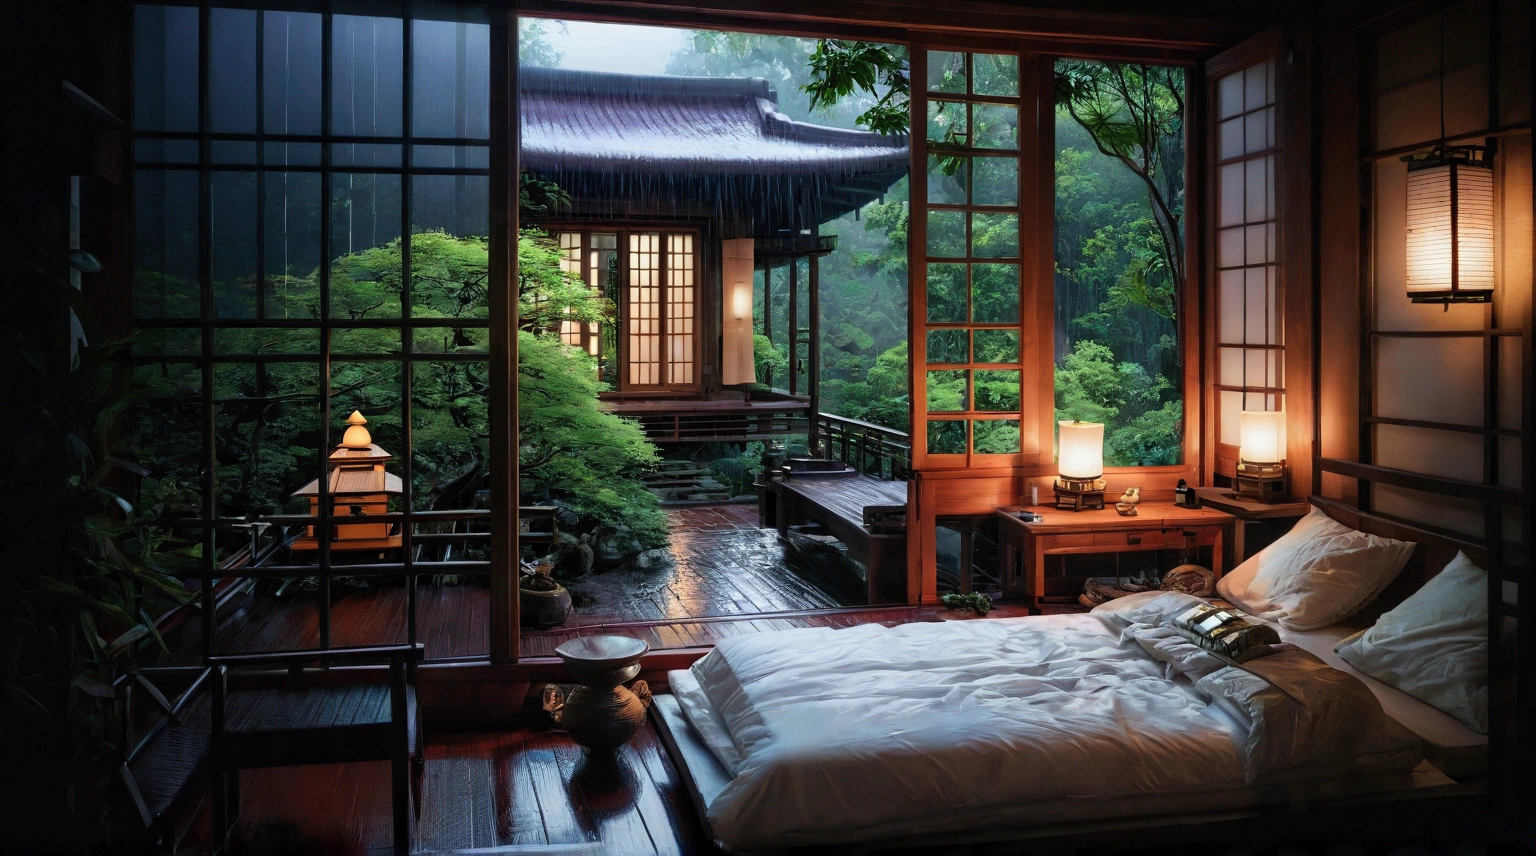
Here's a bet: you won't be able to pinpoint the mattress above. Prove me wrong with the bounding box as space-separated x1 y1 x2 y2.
1266 621 1487 778
662 604 1444 852
662 671 1455 853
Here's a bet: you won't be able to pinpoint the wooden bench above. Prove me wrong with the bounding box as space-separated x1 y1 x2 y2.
764 473 908 603
111 666 216 855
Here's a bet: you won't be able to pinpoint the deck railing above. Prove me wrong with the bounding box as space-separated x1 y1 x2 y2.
815 413 911 481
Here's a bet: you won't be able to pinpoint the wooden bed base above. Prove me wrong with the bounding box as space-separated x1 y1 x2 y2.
649 496 1494 853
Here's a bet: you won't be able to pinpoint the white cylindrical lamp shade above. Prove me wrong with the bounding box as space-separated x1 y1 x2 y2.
720 239 756 386
1404 147 1495 303
1239 410 1285 465
1057 420 1104 480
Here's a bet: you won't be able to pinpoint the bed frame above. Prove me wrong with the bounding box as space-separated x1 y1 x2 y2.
650 495 1491 853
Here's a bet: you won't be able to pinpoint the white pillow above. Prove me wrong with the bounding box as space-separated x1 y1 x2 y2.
1335 551 1488 733
1217 506 1414 630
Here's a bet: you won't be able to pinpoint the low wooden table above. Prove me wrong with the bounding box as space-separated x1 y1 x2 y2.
1193 488 1309 566
995 503 1234 614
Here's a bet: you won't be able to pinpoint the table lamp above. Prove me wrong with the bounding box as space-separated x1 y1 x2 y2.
1236 410 1286 502
1055 420 1106 511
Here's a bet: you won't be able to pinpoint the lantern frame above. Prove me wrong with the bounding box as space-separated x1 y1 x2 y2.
1402 145 1496 305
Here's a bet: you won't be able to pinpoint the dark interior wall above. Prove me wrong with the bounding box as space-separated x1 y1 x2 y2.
0 3 133 848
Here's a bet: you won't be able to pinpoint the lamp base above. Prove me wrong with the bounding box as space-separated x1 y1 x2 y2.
1234 462 1287 503
1053 478 1106 511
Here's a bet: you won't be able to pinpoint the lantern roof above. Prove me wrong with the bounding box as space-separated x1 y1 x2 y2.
518 66 909 235
292 468 404 498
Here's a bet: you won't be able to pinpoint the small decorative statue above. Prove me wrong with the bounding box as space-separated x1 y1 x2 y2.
1115 486 1141 515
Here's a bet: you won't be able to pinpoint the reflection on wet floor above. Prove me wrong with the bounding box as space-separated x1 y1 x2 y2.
558 504 866 627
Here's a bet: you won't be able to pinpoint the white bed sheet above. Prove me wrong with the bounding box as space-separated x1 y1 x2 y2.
676 611 1426 851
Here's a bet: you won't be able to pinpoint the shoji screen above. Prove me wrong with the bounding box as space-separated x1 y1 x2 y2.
1210 56 1283 474
1367 0 1530 536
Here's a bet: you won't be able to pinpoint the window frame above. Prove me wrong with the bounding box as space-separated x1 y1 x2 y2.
909 43 1202 482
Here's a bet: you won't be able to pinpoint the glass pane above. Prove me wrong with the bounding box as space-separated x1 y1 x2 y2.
134 5 199 133
210 8 257 134
1053 60 1185 467
927 50 966 93
927 420 967 455
330 174 403 319
413 360 490 510
972 157 1018 206
927 100 968 146
971 264 1018 323
925 263 967 323
134 170 200 319
263 171 323 318
412 19 491 139
332 15 404 137
135 139 199 163
413 145 491 169
974 370 1020 411
925 210 965 258
973 419 1020 453
971 213 1018 258
211 141 258 164
411 174 491 272
332 143 403 167
973 329 1019 364
973 53 1019 97
213 173 258 319
214 328 320 355
264 11 323 136
926 370 967 411
215 361 322 521
264 142 322 166
926 329 968 364
413 326 487 355
927 155 968 204
973 104 1018 150
334 327 401 354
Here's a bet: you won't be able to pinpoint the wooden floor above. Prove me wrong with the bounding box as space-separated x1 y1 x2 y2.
169 504 906 662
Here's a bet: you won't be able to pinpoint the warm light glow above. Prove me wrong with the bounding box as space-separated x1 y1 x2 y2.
1239 409 1285 464
341 410 372 448
731 281 752 321
1058 420 1104 480
1404 148 1495 302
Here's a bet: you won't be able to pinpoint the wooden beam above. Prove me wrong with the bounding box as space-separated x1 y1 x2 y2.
1315 457 1527 507
514 0 1288 51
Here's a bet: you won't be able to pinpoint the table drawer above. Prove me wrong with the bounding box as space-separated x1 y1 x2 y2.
1092 530 1165 550
1038 533 1095 550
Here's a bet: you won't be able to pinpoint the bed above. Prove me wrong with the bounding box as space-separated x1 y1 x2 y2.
650 497 1488 853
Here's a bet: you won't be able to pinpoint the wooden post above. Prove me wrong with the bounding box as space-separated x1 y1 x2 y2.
808 253 821 451
488 8 519 663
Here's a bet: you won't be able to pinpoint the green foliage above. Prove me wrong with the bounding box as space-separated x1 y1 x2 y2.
940 592 992 615
753 334 788 388
516 332 666 547
802 40 911 134
708 442 765 497
1054 341 1178 466
1106 400 1184 467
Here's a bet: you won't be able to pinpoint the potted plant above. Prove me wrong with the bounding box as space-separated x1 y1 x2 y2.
519 558 572 629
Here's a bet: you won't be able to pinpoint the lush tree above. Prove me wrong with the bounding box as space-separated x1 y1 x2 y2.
517 332 666 547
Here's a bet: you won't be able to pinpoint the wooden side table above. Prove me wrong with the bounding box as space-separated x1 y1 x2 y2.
1193 488 1309 567
995 503 1234 614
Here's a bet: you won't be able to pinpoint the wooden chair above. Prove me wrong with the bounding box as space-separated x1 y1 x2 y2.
208 643 425 856
110 665 216 854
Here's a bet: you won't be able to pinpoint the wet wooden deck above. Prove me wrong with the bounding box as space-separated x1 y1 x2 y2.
167 504 933 661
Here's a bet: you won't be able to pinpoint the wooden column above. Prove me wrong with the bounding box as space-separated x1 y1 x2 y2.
488 7 519 663
808 253 821 450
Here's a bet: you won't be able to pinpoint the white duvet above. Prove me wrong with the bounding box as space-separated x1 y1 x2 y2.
682 592 1423 850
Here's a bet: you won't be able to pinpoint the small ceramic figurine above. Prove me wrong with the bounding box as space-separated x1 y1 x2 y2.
1119 486 1141 505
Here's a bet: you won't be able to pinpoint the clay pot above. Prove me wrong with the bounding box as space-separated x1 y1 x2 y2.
554 635 651 752
560 683 650 752
520 581 572 629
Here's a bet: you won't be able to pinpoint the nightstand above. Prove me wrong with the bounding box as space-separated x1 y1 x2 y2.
995 503 1234 614
1192 488 1309 566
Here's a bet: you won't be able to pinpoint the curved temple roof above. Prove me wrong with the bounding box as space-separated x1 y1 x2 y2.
519 66 910 234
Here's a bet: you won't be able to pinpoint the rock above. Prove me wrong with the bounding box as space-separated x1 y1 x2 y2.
629 547 673 571
593 525 643 567
552 501 583 530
